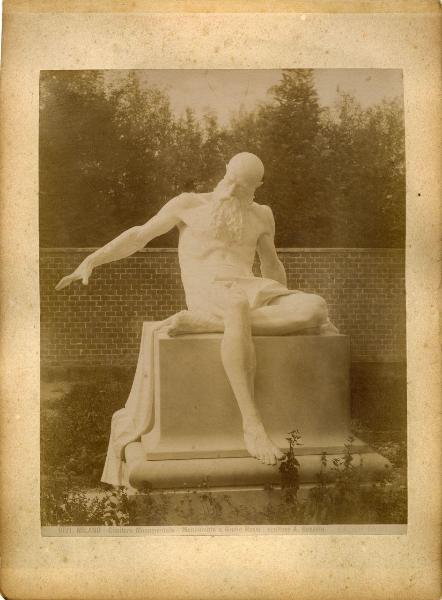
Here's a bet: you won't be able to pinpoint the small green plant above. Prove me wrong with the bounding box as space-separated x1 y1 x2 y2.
307 435 407 524
279 429 303 503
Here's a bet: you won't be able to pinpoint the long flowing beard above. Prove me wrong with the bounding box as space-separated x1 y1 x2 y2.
209 188 253 244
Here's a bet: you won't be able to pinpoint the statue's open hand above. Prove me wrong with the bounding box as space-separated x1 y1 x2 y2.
55 262 93 290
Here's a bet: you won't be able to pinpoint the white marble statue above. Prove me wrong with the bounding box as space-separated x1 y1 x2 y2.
56 153 338 467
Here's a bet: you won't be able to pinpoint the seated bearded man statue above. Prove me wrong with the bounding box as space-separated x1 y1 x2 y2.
56 152 338 467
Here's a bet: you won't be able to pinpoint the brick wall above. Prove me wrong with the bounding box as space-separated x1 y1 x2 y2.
40 248 406 366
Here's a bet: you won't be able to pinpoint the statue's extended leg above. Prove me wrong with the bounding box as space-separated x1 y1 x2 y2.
162 293 338 337
219 286 284 466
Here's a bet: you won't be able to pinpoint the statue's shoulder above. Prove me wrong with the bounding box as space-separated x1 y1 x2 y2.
174 191 210 207
164 192 201 212
253 202 275 221
252 203 275 234
173 191 195 205
192 192 213 203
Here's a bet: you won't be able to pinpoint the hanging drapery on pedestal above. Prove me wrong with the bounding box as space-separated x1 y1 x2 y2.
101 322 161 487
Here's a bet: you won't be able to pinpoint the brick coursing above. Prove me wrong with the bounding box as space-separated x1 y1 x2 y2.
40 248 406 366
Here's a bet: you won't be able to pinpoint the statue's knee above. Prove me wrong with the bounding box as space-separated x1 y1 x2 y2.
310 294 328 321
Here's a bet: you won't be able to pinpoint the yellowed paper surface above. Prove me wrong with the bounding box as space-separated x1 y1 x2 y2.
1 1 441 598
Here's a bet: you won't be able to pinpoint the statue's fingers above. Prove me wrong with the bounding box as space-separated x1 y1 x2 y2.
82 275 89 285
55 276 70 290
55 274 78 290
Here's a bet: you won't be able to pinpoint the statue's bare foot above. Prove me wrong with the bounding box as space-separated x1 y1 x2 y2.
319 319 339 336
243 419 284 466
165 310 223 336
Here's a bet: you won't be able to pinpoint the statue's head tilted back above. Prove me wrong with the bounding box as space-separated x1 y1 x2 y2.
226 152 264 188
209 153 264 242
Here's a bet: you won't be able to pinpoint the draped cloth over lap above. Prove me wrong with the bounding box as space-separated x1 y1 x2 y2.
101 322 160 487
183 275 301 318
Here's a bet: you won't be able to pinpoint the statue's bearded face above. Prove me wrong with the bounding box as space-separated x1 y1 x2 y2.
209 170 261 244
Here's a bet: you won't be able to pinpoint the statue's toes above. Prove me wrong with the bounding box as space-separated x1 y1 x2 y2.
265 453 275 466
166 325 178 337
256 449 266 463
272 446 284 461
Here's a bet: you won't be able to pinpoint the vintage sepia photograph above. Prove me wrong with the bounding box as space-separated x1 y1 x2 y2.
39 68 407 531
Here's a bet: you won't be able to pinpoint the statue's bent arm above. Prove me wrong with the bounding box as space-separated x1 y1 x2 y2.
55 194 187 290
256 206 287 287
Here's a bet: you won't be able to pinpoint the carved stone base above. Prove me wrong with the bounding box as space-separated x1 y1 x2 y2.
126 441 390 489
124 333 390 491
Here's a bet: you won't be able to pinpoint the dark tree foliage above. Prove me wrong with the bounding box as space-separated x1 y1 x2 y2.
250 70 329 247
39 69 405 248
318 93 405 247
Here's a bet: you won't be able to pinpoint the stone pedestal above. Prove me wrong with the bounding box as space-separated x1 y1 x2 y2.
125 332 390 491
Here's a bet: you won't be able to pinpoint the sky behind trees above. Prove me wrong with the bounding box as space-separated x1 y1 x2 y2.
104 69 403 126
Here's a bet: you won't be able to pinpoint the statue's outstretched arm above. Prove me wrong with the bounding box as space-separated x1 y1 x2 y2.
256 206 287 287
55 194 186 291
